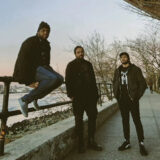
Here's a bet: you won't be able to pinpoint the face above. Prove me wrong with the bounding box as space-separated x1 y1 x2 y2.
120 55 129 64
37 27 50 40
75 48 84 59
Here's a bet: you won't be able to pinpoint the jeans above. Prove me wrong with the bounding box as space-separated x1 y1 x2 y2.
22 66 64 104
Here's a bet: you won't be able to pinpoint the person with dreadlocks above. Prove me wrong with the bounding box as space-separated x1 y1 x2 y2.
113 52 148 156
13 21 64 117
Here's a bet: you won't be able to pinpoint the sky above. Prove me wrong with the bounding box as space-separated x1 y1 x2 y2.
0 0 147 76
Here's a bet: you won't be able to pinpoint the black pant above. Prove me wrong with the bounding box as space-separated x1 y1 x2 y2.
118 96 144 142
72 97 98 146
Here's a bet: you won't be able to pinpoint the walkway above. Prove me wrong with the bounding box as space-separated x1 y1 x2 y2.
65 90 160 160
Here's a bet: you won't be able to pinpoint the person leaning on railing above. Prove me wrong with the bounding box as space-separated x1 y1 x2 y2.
13 21 64 117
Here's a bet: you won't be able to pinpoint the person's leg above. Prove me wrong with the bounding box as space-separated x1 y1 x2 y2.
44 66 64 84
119 100 130 142
118 98 131 151
22 66 63 104
130 101 148 156
85 99 102 151
85 100 97 140
130 101 144 142
72 98 85 153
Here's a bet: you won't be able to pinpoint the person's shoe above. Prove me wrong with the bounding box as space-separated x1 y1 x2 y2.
33 100 40 110
139 142 148 156
18 98 28 117
118 141 131 151
88 139 103 151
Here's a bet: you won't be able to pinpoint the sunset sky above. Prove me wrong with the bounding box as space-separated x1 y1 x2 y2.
0 0 147 76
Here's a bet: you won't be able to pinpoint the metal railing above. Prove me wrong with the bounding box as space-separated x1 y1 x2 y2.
0 76 113 156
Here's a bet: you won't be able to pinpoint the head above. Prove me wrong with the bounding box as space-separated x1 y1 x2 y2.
37 21 50 40
74 46 84 59
119 52 130 65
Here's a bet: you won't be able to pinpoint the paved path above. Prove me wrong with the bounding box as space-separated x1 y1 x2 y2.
65 90 160 160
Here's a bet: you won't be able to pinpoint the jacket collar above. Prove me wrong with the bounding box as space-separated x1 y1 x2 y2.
118 63 135 74
35 35 50 44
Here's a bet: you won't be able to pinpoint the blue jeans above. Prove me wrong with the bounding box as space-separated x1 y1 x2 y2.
22 66 64 104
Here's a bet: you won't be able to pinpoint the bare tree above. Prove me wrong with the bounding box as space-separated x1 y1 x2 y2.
126 27 160 91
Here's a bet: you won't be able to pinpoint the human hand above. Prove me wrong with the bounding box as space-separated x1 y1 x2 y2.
29 82 39 88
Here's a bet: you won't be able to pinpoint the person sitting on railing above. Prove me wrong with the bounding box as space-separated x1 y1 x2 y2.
65 46 102 153
13 21 64 117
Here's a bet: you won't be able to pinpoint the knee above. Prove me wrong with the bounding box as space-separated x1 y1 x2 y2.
58 75 64 84
55 75 64 87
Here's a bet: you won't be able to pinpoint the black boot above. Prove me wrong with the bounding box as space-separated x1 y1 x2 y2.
139 142 148 156
78 138 85 153
88 138 103 151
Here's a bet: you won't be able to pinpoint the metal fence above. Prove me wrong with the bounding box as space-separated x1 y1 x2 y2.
0 76 113 156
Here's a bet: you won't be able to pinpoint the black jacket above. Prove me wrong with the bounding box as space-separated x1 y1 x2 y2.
113 64 147 101
13 35 50 85
65 58 98 100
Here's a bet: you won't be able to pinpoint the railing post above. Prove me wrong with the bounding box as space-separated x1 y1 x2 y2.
0 81 10 156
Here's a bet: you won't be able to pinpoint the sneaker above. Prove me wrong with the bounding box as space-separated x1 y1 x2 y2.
33 100 40 110
118 141 131 151
139 142 148 156
18 98 28 117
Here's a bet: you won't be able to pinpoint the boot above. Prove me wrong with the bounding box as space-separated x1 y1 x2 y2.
78 141 85 153
88 137 102 151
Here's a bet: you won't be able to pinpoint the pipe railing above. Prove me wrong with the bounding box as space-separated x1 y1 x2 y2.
0 76 113 156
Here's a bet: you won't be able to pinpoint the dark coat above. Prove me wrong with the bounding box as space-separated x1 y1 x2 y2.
65 58 98 100
113 64 147 101
13 35 50 85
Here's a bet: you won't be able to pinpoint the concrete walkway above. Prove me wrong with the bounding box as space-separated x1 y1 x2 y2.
65 90 160 160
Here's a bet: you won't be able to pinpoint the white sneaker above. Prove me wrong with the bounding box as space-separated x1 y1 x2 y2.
18 98 28 117
33 100 40 110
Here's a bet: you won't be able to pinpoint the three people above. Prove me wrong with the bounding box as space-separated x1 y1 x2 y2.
65 46 102 153
113 52 148 156
13 22 64 117
13 22 149 155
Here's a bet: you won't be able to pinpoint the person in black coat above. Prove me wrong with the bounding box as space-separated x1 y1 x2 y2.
13 22 64 117
113 52 148 156
65 46 102 153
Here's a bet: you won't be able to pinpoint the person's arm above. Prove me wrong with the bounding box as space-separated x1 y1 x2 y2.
136 67 147 100
89 63 99 98
112 69 118 99
113 69 117 86
13 40 34 85
65 63 74 99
